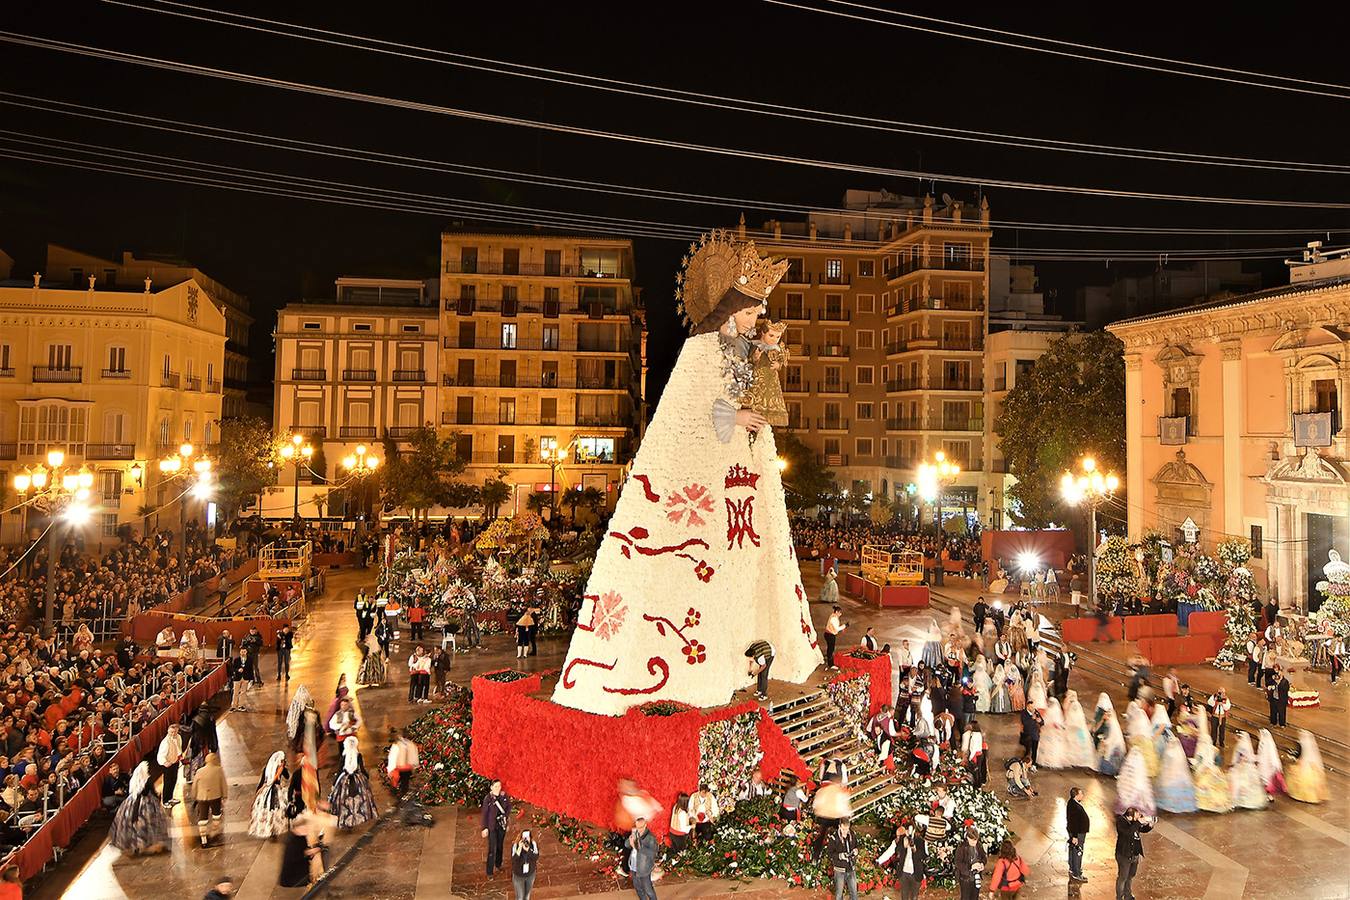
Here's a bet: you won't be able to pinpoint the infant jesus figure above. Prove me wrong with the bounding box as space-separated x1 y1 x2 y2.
745 319 790 428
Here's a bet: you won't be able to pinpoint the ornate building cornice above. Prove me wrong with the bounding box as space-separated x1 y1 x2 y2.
1107 283 1350 351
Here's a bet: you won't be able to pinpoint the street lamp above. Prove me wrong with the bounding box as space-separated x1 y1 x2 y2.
917 451 960 534
341 444 380 524
540 444 566 522
158 442 213 573
279 433 314 525
1060 455 1120 612
775 456 788 474
13 449 94 635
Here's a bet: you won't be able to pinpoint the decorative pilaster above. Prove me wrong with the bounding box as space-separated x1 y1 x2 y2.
1124 354 1143 541
1220 342 1243 538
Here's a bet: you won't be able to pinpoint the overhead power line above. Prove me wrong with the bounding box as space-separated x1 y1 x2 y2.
97 0 1350 175
766 0 1350 101
0 133 1320 263
3 31 1350 209
4 90 1347 240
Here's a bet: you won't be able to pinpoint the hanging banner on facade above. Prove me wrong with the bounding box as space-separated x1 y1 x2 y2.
1293 412 1334 448
1158 416 1189 446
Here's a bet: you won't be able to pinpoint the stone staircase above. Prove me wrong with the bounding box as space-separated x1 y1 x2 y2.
767 688 903 815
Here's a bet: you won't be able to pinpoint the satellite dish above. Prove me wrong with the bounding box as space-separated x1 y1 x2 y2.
941 192 954 207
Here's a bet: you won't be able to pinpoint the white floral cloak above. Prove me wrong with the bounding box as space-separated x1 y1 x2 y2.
552 332 822 716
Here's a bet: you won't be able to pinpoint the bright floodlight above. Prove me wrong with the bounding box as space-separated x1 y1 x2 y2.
46 449 65 468
63 502 92 526
343 455 357 470
192 480 213 500
366 456 379 470
776 457 788 473
1017 551 1041 571
280 444 295 459
13 473 31 492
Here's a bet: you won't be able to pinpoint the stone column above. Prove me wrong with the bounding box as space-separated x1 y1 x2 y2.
1266 500 1284 607
1220 343 1243 539
1125 354 1144 541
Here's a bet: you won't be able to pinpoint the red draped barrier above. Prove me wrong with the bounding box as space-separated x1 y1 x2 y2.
1123 614 1179 642
1137 635 1218 665
126 613 293 648
1061 617 1123 642
6 664 228 880
1187 611 1229 635
313 551 358 568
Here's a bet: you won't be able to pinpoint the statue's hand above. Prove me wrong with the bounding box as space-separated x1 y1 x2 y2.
736 409 768 433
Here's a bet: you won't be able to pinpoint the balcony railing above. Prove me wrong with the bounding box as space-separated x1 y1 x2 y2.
438 412 630 428
818 273 852 286
929 417 984 432
295 426 327 439
0 444 15 460
35 366 82 383
440 336 625 353
338 426 378 439
817 453 849 467
184 376 202 392
1158 415 1193 445
0 368 13 377
815 417 851 431
771 307 811 322
343 369 377 381
886 297 985 316
885 255 986 280
937 377 983 391
784 382 808 394
291 368 326 381
386 426 420 439
206 379 222 393
85 443 136 460
808 344 851 358
884 456 918 468
101 368 132 379
392 369 427 382
885 337 984 354
443 259 631 278
886 378 923 392
817 308 851 322
160 371 179 388
816 380 851 394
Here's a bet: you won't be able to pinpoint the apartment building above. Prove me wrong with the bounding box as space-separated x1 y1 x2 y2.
751 190 1074 528
272 277 439 517
45 244 255 418
439 232 642 514
0 269 225 542
1108 244 1350 613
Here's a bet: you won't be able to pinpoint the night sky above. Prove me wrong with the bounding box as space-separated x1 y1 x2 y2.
1 2 1347 402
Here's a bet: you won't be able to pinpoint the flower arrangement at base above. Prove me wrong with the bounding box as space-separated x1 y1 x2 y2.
824 673 869 737
1217 537 1252 569
1095 536 1140 611
697 712 760 813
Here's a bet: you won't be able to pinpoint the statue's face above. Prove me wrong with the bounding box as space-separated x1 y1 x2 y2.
731 305 761 335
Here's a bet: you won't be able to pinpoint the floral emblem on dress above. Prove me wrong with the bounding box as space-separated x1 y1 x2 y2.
682 641 707 665
694 561 715 582
684 608 701 628
666 484 715 527
591 591 628 641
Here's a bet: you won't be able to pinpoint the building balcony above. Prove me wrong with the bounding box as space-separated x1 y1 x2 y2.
443 259 631 279
386 426 420 439
184 376 202 392
1292 409 1341 446
85 443 137 460
806 344 851 358
338 426 378 439
0 444 15 460
392 369 427 383
815 417 851 431
101 368 132 379
343 369 377 382
291 368 326 381
294 426 327 440
936 377 983 391
770 307 812 323
886 418 922 431
206 379 222 393
160 371 179 388
886 297 985 316
781 270 810 287
885 337 984 354
1158 415 1194 445
816 380 851 394
818 273 852 286
0 368 14 378
886 378 923 392
35 366 82 383
928 417 984 432
817 453 849 467
441 336 624 354
784 382 808 394
817 308 851 322
884 456 918 469
885 256 986 280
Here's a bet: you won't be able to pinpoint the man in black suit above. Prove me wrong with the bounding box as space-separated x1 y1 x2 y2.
1114 807 1154 900
1019 707 1042 768
1066 786 1090 882
1267 668 1290 727
972 597 988 636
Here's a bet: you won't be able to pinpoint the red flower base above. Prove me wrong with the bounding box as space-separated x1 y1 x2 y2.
837 650 893 717
470 671 814 837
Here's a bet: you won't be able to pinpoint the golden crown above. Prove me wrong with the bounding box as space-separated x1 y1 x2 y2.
674 229 789 329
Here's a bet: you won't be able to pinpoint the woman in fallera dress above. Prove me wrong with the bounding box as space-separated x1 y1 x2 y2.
973 655 993 714
1285 729 1327 804
1228 732 1269 809
1155 730 1198 813
1062 690 1097 769
109 762 169 855
1124 703 1160 778
1190 729 1233 813
1007 665 1026 713
990 663 1012 715
249 751 291 839
1255 728 1287 796
328 737 378 829
1036 697 1069 769
1095 700 1127 777
357 630 386 687
1113 746 1156 817
1150 703 1174 762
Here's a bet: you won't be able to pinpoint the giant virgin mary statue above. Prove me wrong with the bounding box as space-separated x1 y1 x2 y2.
554 231 822 716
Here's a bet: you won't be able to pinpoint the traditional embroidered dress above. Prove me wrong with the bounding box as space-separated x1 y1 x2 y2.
1113 747 1156 817
109 762 168 854
553 329 821 715
249 751 291 838
1095 699 1127 777
1255 728 1287 796
1062 691 1097 769
1124 704 1159 778
1228 732 1268 809
1155 731 1198 813
328 737 378 829
1285 729 1327 804
990 663 1012 715
973 657 993 714
1036 698 1070 769
1191 737 1233 813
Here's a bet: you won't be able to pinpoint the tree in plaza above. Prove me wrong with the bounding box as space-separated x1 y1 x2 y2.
525 491 552 515
479 471 512 519
307 445 328 485
994 330 1126 528
776 432 837 512
380 427 466 523
213 417 284 525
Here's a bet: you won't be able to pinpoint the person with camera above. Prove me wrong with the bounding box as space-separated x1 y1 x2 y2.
953 826 987 900
1114 806 1155 900
827 817 859 900
1065 786 1090 882
510 828 539 900
876 820 926 900
480 779 512 877
627 816 659 900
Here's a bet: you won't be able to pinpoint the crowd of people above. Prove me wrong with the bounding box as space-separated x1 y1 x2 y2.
791 521 986 573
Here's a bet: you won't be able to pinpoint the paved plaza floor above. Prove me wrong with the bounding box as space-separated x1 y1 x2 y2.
33 565 1350 899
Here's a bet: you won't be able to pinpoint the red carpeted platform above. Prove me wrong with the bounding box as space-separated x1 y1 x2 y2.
843 573 930 609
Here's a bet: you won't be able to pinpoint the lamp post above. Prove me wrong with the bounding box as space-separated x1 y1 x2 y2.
917 451 960 534
13 449 95 635
1060 456 1120 612
341 444 380 525
279 433 314 526
158 442 214 574
540 444 566 522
